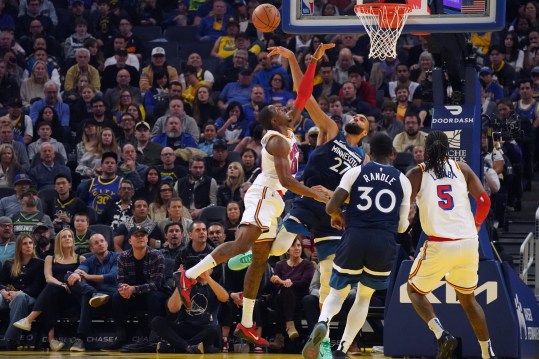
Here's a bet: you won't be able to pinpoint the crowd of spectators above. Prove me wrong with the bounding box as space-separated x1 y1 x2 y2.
0 0 533 354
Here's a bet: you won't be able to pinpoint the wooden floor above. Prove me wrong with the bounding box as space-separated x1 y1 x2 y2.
0 351 390 358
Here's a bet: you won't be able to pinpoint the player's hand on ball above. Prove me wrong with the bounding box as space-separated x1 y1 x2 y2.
330 213 345 230
267 46 295 59
312 43 336 62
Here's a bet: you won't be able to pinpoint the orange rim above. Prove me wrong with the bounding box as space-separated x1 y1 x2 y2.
355 3 413 29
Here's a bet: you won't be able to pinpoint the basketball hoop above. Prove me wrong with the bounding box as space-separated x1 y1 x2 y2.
355 3 412 60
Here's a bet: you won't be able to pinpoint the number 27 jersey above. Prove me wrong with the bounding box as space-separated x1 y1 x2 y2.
416 159 476 239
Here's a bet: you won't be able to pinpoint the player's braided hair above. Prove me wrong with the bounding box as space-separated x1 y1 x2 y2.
424 130 456 179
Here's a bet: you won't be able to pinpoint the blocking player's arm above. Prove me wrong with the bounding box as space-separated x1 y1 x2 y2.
325 187 348 231
405 165 423 205
459 161 491 231
268 44 338 144
266 136 327 202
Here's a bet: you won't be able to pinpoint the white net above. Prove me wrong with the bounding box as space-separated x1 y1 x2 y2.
355 4 412 60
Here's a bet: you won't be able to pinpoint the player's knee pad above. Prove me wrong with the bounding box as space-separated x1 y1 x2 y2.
318 257 334 303
269 226 297 256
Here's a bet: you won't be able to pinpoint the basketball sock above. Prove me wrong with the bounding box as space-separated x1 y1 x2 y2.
269 227 297 256
318 257 334 303
185 255 216 279
479 339 494 359
339 284 375 353
428 317 445 339
319 286 350 324
241 298 256 328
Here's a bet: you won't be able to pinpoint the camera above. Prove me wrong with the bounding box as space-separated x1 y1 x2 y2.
482 113 523 141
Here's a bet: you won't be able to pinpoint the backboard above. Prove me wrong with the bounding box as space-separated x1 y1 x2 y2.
282 0 505 34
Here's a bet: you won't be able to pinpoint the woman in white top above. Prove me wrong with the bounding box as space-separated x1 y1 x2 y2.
20 61 49 108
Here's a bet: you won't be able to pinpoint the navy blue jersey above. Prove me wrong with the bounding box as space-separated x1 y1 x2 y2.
302 132 365 191
338 162 411 233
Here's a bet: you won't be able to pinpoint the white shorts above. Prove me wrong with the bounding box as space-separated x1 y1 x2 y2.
241 185 285 241
408 237 479 294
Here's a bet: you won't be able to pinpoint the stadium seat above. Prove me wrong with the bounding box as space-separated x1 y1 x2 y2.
198 205 226 226
37 188 57 204
132 25 163 43
164 26 198 43
179 42 213 59
89 224 113 248
203 57 221 76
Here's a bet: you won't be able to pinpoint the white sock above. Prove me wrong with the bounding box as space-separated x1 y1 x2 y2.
428 317 445 339
185 254 217 279
338 284 375 353
241 298 256 328
318 257 334 304
319 286 349 323
479 339 494 359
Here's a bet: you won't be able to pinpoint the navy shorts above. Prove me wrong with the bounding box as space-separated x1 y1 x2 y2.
283 197 342 238
330 228 397 291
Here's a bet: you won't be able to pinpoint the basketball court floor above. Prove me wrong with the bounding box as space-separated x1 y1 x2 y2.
0 352 392 358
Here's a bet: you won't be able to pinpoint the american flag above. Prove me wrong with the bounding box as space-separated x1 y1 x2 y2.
461 0 485 13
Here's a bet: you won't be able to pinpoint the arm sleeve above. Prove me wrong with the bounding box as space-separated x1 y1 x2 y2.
293 62 316 110
474 192 491 226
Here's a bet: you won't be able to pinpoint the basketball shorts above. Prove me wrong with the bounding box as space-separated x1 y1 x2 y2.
408 237 479 295
241 185 285 241
330 228 397 291
282 197 343 260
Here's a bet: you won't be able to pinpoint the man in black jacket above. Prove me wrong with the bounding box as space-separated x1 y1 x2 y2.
175 157 217 219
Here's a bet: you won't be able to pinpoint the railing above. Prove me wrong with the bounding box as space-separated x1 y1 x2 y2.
519 232 534 283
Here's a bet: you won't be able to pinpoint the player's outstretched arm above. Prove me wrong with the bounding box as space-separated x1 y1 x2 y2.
266 136 328 203
268 44 338 143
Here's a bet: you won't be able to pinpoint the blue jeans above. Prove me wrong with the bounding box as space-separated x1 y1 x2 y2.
0 292 36 341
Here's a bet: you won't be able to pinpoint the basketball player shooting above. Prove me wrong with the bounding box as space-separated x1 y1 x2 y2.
228 44 370 357
406 131 497 359
177 43 335 347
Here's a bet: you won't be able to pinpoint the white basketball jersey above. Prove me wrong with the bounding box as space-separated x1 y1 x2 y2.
253 129 300 192
416 159 477 239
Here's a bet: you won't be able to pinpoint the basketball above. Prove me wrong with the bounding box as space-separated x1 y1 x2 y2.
252 4 281 32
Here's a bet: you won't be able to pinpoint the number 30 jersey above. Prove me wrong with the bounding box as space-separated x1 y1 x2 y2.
339 162 411 232
302 132 365 190
416 159 476 239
